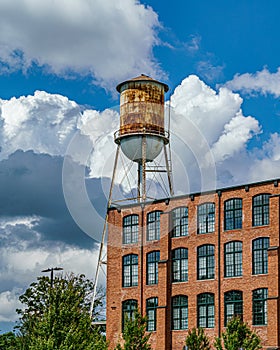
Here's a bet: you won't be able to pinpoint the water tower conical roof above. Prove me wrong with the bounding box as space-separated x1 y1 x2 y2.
116 74 169 93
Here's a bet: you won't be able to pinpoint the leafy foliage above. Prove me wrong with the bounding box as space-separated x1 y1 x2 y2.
115 310 151 350
214 317 262 350
185 327 211 350
0 331 19 350
2 272 107 350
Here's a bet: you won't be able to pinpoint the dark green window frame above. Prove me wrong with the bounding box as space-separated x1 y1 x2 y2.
147 211 162 241
197 203 215 234
252 194 270 227
224 241 242 277
197 293 215 328
224 198 242 230
146 251 160 285
252 288 268 326
197 244 215 280
224 290 243 326
123 214 139 244
172 295 188 330
123 254 138 287
146 297 158 331
171 207 188 237
252 237 269 275
122 299 137 330
172 248 188 282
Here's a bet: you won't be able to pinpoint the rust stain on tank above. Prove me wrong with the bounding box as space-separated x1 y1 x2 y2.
119 80 166 136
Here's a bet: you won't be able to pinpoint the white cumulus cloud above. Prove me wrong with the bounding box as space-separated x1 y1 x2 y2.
171 75 260 160
171 75 245 145
0 0 163 89
0 289 22 322
212 112 261 162
0 91 80 159
225 67 280 96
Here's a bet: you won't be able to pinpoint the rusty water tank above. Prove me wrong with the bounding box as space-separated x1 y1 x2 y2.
115 74 169 162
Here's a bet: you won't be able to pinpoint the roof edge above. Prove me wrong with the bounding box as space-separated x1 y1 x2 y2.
116 74 169 93
108 177 280 211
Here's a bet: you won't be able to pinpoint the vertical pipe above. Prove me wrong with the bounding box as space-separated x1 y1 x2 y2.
139 135 146 314
138 163 142 202
140 204 144 314
278 196 280 346
217 191 222 337
142 135 147 202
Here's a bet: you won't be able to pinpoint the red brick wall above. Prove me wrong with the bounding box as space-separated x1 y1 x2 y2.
106 179 280 349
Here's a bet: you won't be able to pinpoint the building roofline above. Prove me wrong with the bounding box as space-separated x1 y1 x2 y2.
108 177 280 212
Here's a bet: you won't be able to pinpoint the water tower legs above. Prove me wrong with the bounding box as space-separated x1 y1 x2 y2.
90 144 120 317
163 143 174 197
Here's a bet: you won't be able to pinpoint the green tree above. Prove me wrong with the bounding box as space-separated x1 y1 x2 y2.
185 327 211 350
0 331 20 350
214 317 262 350
14 272 107 350
115 310 151 350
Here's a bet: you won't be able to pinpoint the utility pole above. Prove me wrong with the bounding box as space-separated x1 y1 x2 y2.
41 267 63 288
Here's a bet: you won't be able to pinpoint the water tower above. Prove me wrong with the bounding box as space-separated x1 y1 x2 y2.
90 75 173 315
114 74 173 202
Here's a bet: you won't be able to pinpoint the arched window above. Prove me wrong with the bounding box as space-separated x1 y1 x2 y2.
146 297 158 331
197 245 215 280
172 248 188 282
197 203 215 234
123 214 139 244
197 293 215 328
224 290 243 325
253 194 270 226
122 254 138 287
252 288 268 325
146 251 160 285
224 241 242 277
171 207 188 237
147 211 162 241
122 299 137 329
172 295 188 330
252 237 269 274
224 198 242 230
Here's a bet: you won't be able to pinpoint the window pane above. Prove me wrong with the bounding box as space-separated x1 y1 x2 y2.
225 241 242 277
253 238 269 275
224 198 242 230
253 194 270 227
172 207 188 237
198 203 215 234
147 211 162 241
123 215 139 244
122 299 137 329
146 297 158 331
147 251 160 285
253 288 268 325
172 296 188 330
172 248 188 282
224 291 243 326
198 293 215 328
198 245 215 280
123 254 138 287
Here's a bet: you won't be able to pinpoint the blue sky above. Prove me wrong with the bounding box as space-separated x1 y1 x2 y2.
1 0 280 332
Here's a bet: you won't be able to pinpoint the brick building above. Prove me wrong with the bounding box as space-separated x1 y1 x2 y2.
106 178 280 349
